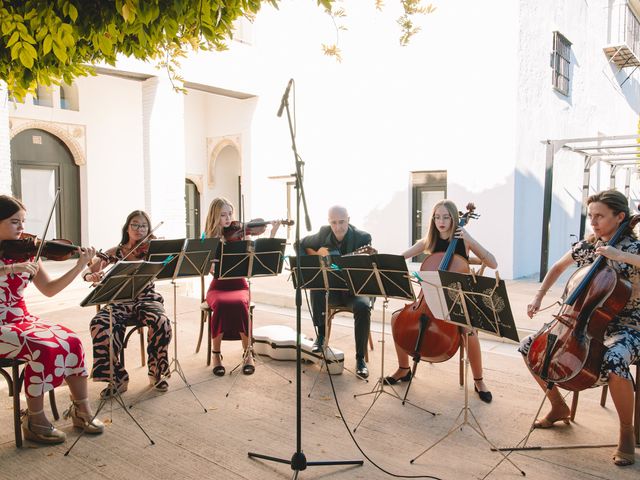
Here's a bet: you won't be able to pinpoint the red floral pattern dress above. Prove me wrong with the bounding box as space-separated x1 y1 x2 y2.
0 258 87 398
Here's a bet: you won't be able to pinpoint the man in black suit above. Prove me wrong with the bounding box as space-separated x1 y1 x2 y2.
298 206 372 378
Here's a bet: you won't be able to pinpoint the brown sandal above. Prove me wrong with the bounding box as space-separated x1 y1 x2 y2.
613 449 635 466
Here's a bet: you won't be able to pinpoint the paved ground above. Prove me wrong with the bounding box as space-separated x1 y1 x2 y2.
0 261 637 479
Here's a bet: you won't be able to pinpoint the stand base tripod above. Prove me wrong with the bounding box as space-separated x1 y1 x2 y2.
352 300 435 432
410 333 525 479
65 388 154 455
248 450 363 480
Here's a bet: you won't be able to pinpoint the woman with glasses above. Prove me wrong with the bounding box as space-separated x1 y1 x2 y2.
83 210 172 398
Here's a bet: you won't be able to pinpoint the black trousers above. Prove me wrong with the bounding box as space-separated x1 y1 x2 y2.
310 290 371 360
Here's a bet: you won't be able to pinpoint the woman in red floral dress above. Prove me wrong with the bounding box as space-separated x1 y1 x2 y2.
0 195 103 444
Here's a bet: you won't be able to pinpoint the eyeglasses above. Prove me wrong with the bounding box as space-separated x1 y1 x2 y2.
129 223 149 231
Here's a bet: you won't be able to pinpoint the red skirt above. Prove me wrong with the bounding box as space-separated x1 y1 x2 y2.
206 278 249 340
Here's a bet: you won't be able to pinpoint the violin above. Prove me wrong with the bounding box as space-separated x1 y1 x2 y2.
223 219 294 242
526 214 640 391
392 203 479 363
0 233 82 262
121 234 157 261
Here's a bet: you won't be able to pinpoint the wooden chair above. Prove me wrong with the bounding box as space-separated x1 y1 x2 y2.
197 301 255 366
325 301 375 362
570 360 640 443
0 358 58 448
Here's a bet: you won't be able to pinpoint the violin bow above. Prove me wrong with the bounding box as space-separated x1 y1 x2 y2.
32 188 61 268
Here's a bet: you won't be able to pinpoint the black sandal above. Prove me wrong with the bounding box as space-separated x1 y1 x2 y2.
242 350 255 375
473 377 492 403
212 351 225 377
384 366 412 385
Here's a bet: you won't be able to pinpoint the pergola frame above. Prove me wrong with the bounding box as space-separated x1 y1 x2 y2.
539 134 639 280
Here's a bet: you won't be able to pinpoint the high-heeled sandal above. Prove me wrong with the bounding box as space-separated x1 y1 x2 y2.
533 407 571 429
21 408 66 444
212 351 225 376
242 350 255 375
473 377 492 403
63 398 104 434
613 424 636 466
384 367 412 385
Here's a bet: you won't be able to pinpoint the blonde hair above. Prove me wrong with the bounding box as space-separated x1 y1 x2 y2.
423 200 459 254
205 197 234 238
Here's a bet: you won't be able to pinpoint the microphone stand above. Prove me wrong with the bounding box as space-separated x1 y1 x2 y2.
248 80 363 478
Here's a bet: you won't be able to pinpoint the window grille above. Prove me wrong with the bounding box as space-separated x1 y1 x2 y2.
551 31 571 96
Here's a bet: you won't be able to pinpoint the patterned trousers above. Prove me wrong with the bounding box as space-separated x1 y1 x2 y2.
90 292 172 387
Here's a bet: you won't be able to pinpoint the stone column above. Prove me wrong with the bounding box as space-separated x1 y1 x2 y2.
142 76 186 238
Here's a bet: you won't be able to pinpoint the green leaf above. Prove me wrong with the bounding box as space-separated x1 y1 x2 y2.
99 35 113 54
52 43 68 63
35 26 48 42
20 31 36 44
43 34 53 54
19 48 34 69
23 42 38 59
10 42 21 60
68 4 78 22
7 30 20 47
1 21 15 35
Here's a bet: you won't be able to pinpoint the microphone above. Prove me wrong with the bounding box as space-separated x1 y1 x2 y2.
277 78 294 117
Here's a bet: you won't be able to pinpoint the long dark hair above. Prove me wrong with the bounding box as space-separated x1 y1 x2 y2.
0 195 26 221
120 210 152 245
586 189 636 241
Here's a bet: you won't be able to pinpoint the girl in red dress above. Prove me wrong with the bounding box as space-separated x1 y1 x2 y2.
204 198 279 376
0 195 104 444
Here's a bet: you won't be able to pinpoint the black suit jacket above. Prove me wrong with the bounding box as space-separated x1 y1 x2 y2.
298 224 371 256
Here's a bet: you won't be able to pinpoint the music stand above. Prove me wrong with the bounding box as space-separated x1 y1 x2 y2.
408 270 525 477
214 237 292 397
136 237 220 411
288 254 352 393
65 260 165 455
331 253 436 430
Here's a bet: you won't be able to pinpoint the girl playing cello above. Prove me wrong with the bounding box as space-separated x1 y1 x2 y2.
385 199 497 402
522 189 638 466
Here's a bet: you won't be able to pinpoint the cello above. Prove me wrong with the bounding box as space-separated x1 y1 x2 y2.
526 213 640 391
392 203 479 363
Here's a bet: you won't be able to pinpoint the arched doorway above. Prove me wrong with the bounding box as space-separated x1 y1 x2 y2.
10 129 80 243
209 142 242 213
185 178 201 238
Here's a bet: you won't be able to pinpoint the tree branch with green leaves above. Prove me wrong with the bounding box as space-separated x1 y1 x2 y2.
0 0 434 100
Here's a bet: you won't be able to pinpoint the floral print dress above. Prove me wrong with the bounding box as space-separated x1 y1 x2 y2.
0 258 87 398
520 236 640 385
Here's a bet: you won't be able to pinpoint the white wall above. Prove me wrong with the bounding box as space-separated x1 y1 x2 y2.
514 0 640 278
